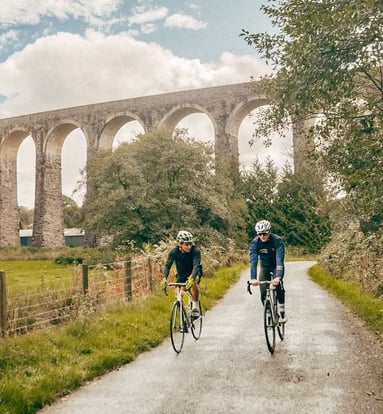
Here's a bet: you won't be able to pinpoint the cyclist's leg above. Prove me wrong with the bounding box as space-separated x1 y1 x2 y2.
191 275 200 302
276 279 287 322
190 276 200 317
276 279 285 304
258 267 271 304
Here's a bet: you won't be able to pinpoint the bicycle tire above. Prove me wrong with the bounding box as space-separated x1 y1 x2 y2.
277 319 285 340
191 301 203 340
170 301 185 353
264 300 275 354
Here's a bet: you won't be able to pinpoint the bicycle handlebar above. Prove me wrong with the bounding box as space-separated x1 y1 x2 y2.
162 282 187 296
247 280 276 295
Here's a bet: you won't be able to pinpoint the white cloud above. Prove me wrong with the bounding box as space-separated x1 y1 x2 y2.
0 0 122 26
141 23 157 34
164 13 207 30
128 6 168 25
0 30 270 117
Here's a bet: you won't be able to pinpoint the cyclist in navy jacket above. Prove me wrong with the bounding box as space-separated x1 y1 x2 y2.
249 220 287 322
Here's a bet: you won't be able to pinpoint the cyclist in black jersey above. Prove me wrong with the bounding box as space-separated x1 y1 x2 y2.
249 219 287 323
162 231 202 318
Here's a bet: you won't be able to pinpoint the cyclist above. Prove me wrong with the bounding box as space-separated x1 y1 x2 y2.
249 219 287 323
161 230 202 318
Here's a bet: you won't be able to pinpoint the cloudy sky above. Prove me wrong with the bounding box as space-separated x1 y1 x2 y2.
0 0 292 208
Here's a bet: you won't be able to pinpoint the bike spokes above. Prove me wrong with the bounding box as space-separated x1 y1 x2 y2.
170 302 185 353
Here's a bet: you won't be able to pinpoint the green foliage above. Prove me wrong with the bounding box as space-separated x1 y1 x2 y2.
83 128 247 248
275 168 332 253
241 0 383 230
241 160 331 253
53 247 121 266
319 229 383 297
54 255 83 265
241 158 279 237
320 115 383 228
63 205 84 229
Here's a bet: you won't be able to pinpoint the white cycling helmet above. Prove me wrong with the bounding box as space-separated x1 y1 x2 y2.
255 220 271 234
176 230 193 243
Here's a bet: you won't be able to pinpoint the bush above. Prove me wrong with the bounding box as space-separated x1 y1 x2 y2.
319 229 383 297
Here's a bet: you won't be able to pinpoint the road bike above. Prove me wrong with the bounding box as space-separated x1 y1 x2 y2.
247 279 285 354
164 282 203 353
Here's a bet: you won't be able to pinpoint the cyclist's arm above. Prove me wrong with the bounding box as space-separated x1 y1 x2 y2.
163 249 176 279
274 237 285 279
249 239 259 280
190 247 202 280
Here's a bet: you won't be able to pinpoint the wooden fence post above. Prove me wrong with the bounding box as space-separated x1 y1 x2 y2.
148 256 153 291
82 264 89 295
0 271 7 336
124 259 132 301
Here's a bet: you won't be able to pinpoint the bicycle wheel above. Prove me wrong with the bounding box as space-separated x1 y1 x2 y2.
277 319 285 340
264 300 275 354
170 301 185 353
191 301 203 340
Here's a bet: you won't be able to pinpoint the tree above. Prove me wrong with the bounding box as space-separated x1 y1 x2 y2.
241 0 383 230
241 159 331 253
241 157 279 238
18 206 33 229
83 128 246 247
275 167 332 253
62 196 84 228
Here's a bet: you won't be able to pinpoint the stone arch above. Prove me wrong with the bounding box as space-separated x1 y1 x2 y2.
0 128 31 159
225 98 270 141
98 113 146 151
0 128 32 246
33 121 87 247
158 104 218 134
45 120 86 155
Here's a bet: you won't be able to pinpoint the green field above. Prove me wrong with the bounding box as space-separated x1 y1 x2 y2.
0 260 78 294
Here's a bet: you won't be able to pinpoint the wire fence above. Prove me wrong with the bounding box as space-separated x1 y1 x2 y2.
0 254 163 336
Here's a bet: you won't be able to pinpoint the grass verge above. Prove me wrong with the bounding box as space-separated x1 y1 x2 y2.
0 263 247 414
308 264 383 340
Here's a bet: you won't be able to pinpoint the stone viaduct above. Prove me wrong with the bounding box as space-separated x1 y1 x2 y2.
0 81 311 248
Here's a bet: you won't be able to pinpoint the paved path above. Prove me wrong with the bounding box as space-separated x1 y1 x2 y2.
40 261 383 414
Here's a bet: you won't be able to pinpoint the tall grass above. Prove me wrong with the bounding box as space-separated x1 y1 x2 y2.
0 262 247 414
309 264 383 339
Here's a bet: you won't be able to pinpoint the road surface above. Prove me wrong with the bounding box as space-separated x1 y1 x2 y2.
40 261 383 414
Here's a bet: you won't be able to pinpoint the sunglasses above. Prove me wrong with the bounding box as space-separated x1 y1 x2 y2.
182 242 192 246
257 232 269 236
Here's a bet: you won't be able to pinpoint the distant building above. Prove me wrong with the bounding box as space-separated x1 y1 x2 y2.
20 228 85 247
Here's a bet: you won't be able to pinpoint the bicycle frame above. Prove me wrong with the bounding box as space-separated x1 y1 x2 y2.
164 282 203 353
247 279 285 354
